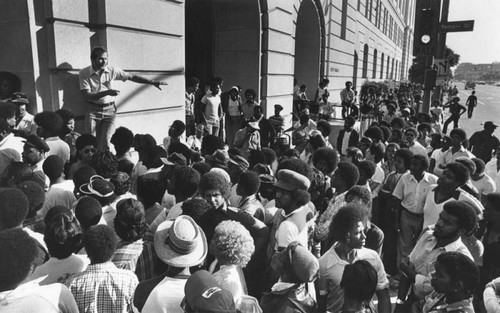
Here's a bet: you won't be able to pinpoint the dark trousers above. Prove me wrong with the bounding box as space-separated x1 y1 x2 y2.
443 114 460 134
468 105 475 118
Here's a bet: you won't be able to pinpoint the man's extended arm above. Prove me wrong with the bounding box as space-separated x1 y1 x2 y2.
129 75 168 90
81 89 119 102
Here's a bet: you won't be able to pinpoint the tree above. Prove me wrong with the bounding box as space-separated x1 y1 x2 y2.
408 46 460 84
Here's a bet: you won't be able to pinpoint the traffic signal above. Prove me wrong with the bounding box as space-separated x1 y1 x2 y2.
413 0 441 56
423 69 437 90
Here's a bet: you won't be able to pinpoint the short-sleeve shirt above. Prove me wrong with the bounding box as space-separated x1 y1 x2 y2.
201 94 221 123
79 65 130 105
471 173 496 197
318 245 389 313
393 172 438 214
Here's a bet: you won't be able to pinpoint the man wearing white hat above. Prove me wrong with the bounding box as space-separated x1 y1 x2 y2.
134 215 208 312
233 121 261 159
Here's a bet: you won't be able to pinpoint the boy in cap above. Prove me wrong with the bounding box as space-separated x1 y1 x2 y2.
184 270 236 313
66 225 138 313
269 104 285 133
134 215 208 312
22 134 49 172
233 121 261 159
10 92 37 136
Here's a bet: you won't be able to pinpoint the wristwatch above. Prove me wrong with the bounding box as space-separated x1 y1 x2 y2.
396 298 406 305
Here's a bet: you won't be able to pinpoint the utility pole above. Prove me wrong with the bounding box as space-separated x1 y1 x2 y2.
432 0 450 105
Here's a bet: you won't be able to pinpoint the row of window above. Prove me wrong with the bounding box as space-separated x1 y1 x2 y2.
355 0 404 48
361 44 399 80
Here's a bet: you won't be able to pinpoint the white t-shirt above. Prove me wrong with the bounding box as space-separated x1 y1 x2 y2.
141 276 187 313
471 174 497 197
30 254 89 285
202 94 221 123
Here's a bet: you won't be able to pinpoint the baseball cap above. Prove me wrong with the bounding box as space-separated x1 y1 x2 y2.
184 270 235 313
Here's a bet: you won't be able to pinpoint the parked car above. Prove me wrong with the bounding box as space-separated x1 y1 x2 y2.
465 81 476 90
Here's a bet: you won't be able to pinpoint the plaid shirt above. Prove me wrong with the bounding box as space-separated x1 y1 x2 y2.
67 262 138 313
112 239 144 272
135 210 168 281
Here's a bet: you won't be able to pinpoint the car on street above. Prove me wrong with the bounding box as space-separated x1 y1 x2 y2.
465 81 476 90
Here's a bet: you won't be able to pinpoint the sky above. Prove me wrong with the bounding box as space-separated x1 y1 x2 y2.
445 0 500 64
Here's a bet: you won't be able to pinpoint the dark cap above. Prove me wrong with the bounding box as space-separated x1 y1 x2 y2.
79 175 115 198
484 121 498 129
274 104 283 111
160 152 187 166
24 135 50 152
184 270 236 313
228 155 249 171
10 92 29 105
206 149 229 169
274 169 310 191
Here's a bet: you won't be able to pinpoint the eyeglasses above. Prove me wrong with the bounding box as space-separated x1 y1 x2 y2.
83 148 96 154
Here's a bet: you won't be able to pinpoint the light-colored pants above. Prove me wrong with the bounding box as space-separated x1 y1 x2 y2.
87 104 116 152
205 120 219 136
398 208 423 265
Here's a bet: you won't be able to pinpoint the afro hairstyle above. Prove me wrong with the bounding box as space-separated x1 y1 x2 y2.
0 187 29 229
341 259 378 303
0 228 38 291
43 155 64 181
312 147 339 174
181 198 212 223
75 133 98 152
334 162 360 188
329 204 367 243
74 196 102 229
171 165 201 199
199 171 232 199
364 127 384 142
110 127 134 154
262 147 277 165
83 225 117 263
445 162 470 186
316 120 332 138
237 171 261 197
471 158 485 174
92 151 118 179
450 128 467 142
435 252 479 296
442 200 478 234
201 135 225 157
394 148 414 170
34 111 64 137
209 220 255 268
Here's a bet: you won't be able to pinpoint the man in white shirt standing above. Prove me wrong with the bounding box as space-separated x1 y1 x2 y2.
393 154 438 264
79 46 167 151
201 81 222 136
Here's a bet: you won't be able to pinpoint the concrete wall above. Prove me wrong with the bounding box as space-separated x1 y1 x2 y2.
1 0 413 143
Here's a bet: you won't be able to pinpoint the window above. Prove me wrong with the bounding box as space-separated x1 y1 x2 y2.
386 55 390 79
391 58 395 79
341 0 348 39
362 44 369 78
380 52 384 79
365 0 369 18
358 0 362 11
372 49 378 79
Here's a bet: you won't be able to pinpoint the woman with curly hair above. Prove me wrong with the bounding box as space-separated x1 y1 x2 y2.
209 220 255 309
112 198 147 271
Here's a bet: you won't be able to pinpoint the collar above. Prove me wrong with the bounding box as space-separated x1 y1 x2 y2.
87 261 117 270
424 228 464 252
45 136 59 142
410 171 431 183
91 65 110 76
281 204 307 218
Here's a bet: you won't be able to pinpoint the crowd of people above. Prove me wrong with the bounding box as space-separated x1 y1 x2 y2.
1 47 500 313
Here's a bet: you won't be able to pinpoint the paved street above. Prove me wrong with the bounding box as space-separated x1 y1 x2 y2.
452 82 500 136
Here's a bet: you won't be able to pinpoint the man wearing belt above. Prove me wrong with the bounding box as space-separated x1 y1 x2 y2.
79 46 167 151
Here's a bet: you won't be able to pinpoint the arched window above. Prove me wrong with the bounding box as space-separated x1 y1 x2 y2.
362 44 369 78
380 52 384 79
372 49 378 79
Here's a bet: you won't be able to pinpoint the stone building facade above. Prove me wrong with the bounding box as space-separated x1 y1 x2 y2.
1 0 415 141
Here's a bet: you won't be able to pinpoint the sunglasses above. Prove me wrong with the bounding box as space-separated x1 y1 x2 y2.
83 148 96 154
